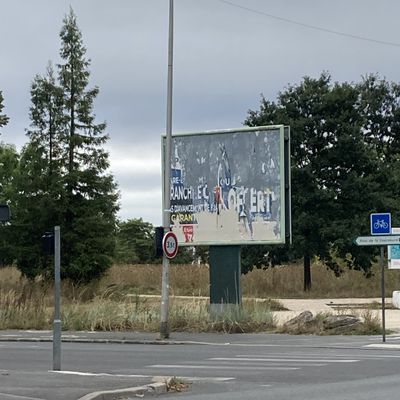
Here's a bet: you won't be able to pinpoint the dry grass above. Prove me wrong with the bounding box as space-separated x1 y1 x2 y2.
94 261 400 299
0 282 48 330
101 264 210 297
242 261 400 298
63 295 277 333
0 267 275 332
0 259 396 332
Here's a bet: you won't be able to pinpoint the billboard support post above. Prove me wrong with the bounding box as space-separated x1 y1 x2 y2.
160 0 174 340
209 246 241 315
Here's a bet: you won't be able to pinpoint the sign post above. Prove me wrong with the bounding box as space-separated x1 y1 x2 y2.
355 213 392 343
160 0 174 340
380 245 386 343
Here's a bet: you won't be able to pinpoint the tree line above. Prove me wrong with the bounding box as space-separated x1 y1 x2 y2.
1 9 400 288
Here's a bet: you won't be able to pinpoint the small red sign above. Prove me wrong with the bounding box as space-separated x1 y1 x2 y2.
162 231 179 259
182 225 194 243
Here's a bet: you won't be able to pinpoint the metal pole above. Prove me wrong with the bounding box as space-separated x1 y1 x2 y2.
53 226 61 370
380 246 386 343
160 0 174 340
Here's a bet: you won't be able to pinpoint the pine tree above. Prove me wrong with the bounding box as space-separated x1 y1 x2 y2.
28 63 64 178
12 65 66 278
0 91 14 266
56 8 119 282
13 8 119 282
0 143 18 266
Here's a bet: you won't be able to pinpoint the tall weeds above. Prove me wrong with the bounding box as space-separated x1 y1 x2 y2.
0 282 48 329
0 260 397 331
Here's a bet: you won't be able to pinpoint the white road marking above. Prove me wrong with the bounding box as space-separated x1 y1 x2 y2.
181 376 235 382
213 361 327 367
0 393 45 400
52 371 152 378
369 336 400 340
148 365 299 371
236 353 400 359
52 370 235 382
365 344 400 349
211 357 359 363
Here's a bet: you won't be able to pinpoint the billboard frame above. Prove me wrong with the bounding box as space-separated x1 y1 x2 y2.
162 125 291 246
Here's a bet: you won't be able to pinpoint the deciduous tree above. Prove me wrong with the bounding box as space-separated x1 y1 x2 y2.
245 73 396 289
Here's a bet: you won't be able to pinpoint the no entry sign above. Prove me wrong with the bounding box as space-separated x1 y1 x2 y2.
162 231 178 259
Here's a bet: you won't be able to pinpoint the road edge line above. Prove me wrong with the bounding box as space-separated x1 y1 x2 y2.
77 382 167 400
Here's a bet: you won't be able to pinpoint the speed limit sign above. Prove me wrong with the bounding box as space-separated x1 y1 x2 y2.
162 231 178 259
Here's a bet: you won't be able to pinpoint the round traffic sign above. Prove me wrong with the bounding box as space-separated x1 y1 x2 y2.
162 231 178 259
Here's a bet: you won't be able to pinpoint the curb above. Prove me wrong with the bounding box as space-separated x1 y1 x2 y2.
0 338 188 345
78 382 167 400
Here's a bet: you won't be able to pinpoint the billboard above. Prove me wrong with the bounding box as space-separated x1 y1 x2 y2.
162 126 290 246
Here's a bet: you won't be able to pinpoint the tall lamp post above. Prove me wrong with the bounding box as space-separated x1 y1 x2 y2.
160 0 174 339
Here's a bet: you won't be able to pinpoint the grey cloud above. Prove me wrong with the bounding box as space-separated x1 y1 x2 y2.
2 0 400 224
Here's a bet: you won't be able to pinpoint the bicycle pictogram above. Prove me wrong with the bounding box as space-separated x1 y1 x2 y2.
374 219 389 229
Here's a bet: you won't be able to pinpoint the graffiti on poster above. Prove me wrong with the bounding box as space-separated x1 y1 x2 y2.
165 127 286 245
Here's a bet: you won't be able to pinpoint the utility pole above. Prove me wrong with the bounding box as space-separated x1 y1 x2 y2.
53 226 61 370
160 0 174 340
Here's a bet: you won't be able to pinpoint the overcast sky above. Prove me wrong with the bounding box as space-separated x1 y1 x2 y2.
2 0 400 225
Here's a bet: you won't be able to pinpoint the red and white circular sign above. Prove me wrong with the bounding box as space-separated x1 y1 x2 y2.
162 231 178 259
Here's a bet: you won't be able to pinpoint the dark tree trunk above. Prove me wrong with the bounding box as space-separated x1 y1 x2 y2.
303 253 312 291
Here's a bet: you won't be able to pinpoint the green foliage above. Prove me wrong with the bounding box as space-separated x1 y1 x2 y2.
245 73 400 280
0 143 19 266
0 91 9 129
115 218 194 265
10 8 119 283
116 218 156 264
0 143 18 202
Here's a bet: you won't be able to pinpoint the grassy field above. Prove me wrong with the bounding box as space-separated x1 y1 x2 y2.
0 261 395 332
101 261 400 299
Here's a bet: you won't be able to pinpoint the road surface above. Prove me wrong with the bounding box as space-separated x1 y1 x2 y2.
0 332 400 399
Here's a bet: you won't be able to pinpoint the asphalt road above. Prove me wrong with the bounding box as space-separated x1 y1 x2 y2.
1 332 400 400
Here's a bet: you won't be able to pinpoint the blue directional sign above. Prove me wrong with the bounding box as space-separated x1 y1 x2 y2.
370 213 391 235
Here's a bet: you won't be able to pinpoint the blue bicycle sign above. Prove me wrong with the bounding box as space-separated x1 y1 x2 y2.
370 213 391 235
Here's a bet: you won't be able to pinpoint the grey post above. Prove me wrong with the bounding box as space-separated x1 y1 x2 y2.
160 0 174 340
380 245 386 343
53 226 61 370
